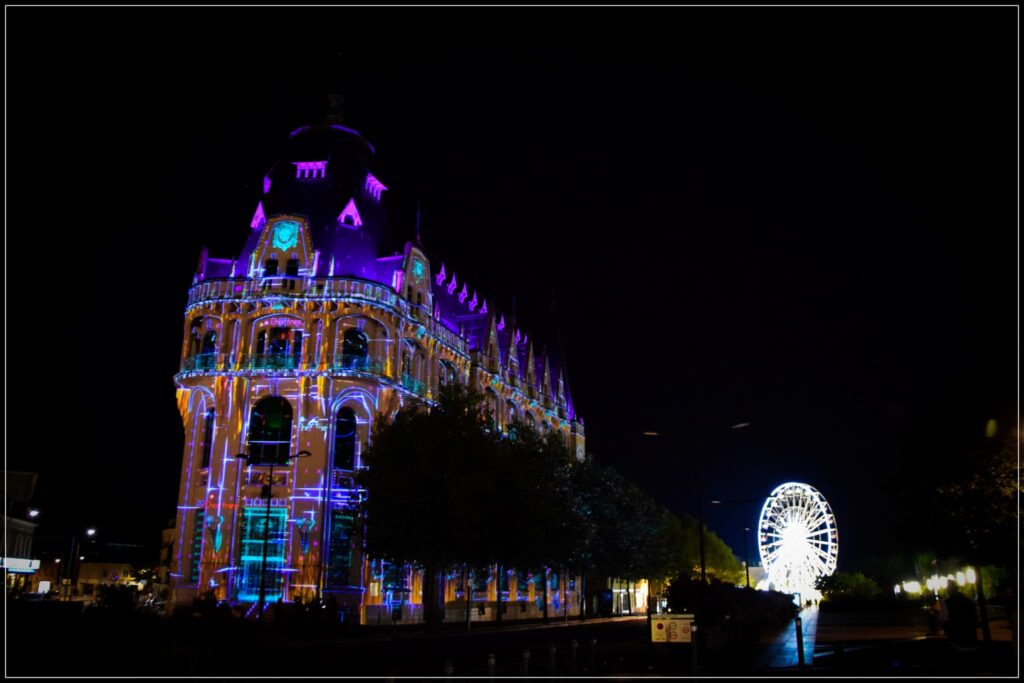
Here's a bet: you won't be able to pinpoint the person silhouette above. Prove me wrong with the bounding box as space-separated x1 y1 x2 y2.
944 584 978 648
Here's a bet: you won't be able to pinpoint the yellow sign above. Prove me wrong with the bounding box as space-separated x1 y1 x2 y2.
651 614 694 643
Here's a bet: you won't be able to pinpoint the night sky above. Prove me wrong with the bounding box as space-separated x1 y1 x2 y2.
7 8 1017 571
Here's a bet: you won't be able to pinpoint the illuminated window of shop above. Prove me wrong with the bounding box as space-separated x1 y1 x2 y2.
237 507 286 601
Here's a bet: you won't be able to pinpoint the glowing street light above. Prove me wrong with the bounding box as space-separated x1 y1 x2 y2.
28 509 40 518
86 529 96 537
956 572 966 586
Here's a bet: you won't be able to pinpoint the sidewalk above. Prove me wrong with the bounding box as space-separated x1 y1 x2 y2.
753 605 818 668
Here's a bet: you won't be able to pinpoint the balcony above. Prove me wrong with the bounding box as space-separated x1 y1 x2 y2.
243 354 300 370
332 354 385 376
400 374 425 395
181 353 219 371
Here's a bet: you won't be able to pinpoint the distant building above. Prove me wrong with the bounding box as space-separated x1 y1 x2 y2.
169 123 586 623
3 472 40 591
74 562 137 600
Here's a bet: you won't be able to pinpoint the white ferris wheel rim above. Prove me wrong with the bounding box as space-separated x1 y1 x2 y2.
757 482 838 591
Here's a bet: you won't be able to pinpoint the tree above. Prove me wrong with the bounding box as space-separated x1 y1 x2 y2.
358 385 502 624
815 571 882 603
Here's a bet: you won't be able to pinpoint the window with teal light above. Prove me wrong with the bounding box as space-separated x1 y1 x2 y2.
237 507 287 601
188 512 204 584
271 220 300 251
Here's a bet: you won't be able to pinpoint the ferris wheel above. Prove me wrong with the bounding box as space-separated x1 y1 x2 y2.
757 482 838 599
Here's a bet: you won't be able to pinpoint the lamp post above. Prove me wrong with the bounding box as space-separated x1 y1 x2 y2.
710 498 755 588
234 449 311 621
63 528 97 600
643 422 750 585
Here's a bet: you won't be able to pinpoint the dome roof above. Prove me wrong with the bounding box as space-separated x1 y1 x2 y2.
236 124 389 280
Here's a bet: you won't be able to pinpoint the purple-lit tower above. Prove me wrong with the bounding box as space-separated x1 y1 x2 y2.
171 124 585 623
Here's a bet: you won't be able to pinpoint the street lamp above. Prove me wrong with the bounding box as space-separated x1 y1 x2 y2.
643 422 750 585
63 528 97 601
710 498 756 588
234 449 311 621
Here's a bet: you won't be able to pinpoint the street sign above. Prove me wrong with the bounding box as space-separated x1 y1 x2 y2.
651 614 695 643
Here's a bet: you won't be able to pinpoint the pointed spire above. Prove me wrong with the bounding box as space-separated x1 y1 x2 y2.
514 328 521 345
497 314 506 331
250 201 266 230
435 263 447 286
415 203 422 244
469 291 478 311
447 273 458 295
480 300 487 315
458 283 469 304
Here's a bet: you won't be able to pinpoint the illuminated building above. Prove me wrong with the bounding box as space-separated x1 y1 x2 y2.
169 123 586 622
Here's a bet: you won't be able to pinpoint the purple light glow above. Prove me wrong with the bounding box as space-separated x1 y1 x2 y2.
330 125 376 153
288 126 311 138
337 198 363 228
458 284 469 304
469 292 478 311
497 314 506 331
263 176 272 194
480 301 487 315
250 201 266 230
365 173 388 201
447 274 458 295
293 161 327 180
435 264 447 286
514 328 521 344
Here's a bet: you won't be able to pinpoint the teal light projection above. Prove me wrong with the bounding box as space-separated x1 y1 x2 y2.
326 508 355 588
411 259 425 280
188 512 204 584
237 507 287 601
271 220 300 251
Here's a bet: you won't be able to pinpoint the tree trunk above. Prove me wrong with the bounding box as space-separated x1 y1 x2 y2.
464 564 472 631
579 571 587 621
495 564 503 627
562 567 568 622
543 567 550 623
977 564 992 643
422 564 438 627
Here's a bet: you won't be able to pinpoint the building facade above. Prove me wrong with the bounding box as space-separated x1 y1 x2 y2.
170 124 586 622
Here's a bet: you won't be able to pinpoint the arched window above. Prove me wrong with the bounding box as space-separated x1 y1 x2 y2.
438 360 456 388
485 389 500 431
334 407 357 470
200 408 215 469
506 400 517 425
201 330 217 355
188 320 203 357
264 258 279 276
341 328 369 369
247 396 293 464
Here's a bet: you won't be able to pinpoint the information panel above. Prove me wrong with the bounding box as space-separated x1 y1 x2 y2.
651 614 695 643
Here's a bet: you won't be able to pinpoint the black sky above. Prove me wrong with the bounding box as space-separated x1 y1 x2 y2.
7 7 1017 570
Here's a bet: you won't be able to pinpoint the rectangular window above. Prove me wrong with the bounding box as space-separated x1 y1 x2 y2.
188 512 204 584
237 507 287 601
326 508 355 588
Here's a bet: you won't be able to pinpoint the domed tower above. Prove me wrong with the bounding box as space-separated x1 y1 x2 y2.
171 122 586 623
